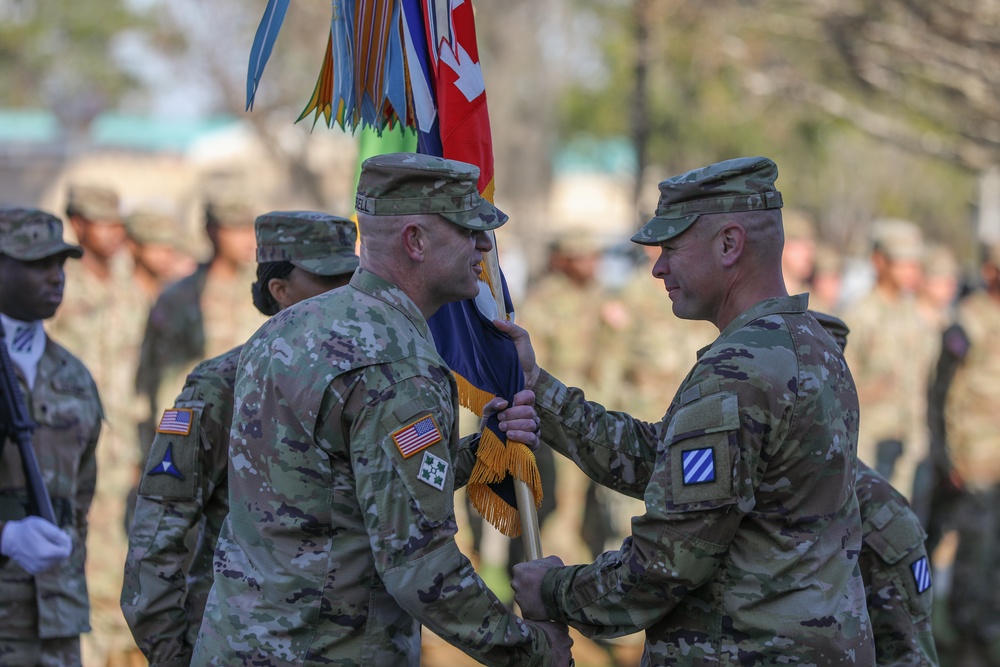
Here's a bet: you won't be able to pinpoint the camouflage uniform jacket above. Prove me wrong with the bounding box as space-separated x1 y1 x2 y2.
856 463 938 666
135 264 263 454
122 346 239 667
535 294 875 665
0 336 102 639
191 269 554 667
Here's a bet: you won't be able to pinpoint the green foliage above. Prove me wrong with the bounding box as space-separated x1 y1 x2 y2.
0 0 150 108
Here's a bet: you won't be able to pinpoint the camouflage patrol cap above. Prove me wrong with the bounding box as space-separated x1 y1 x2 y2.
871 218 923 261
205 193 255 228
922 242 958 277
255 211 359 276
0 207 83 261
631 156 783 246
982 241 1000 268
782 209 817 241
125 208 179 246
65 184 121 223
355 153 507 230
549 230 605 257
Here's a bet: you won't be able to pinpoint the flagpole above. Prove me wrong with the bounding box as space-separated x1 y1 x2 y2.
514 478 542 560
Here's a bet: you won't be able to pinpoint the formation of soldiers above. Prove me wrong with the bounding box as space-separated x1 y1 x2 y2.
0 153 997 666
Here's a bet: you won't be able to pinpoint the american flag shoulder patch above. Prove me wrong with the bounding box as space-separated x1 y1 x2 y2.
392 415 442 458
157 408 194 436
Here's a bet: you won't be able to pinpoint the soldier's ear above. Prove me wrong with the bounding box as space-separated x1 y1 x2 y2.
718 223 746 269
267 276 292 311
400 221 428 262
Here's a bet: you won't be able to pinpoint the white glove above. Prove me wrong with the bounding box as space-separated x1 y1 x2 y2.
1 516 73 575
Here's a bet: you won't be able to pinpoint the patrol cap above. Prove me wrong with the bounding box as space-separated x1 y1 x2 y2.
631 156 783 246
814 243 843 274
125 208 179 246
355 153 507 231
871 218 923 261
922 242 958 277
549 230 605 257
782 209 817 241
255 211 359 276
982 241 1000 268
0 207 83 261
65 184 121 223
205 193 255 228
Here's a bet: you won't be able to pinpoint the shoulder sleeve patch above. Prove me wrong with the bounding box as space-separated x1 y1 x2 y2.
666 390 743 510
156 408 194 435
391 414 442 458
139 408 202 499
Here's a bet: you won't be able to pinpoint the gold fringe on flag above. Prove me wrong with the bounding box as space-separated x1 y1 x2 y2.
455 372 543 539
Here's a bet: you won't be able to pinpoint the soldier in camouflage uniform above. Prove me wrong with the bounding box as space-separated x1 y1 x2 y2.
0 207 103 666
49 185 148 666
780 207 817 298
135 195 265 456
124 206 195 307
927 242 1000 666
122 211 360 667
515 234 617 562
504 157 875 665
842 219 936 500
814 309 938 667
191 154 572 666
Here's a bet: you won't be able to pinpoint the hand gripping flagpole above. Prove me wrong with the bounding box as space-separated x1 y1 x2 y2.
480 234 542 562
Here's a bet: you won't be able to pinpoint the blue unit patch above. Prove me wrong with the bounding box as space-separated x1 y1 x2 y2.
911 556 931 593
682 447 716 485
147 443 185 480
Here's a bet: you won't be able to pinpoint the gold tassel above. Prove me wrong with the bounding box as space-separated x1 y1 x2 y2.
456 373 545 538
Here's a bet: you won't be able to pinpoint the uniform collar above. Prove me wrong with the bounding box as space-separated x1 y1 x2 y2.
350 268 432 342
717 293 809 341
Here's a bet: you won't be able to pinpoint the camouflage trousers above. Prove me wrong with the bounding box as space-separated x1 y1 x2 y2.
949 485 1000 666
0 636 81 667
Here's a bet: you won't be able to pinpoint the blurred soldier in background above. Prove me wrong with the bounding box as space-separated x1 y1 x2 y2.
0 207 102 666
49 185 148 666
842 219 935 500
616 245 716 424
927 242 1000 667
810 242 844 314
516 233 617 563
780 208 817 297
122 211 359 666
910 242 961 527
813 309 938 667
124 206 196 305
917 243 960 334
135 194 264 454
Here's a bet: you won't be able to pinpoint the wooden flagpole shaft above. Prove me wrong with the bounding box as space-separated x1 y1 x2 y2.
514 477 543 561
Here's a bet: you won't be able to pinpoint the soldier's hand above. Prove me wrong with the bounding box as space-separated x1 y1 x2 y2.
493 319 541 388
528 619 574 667
512 555 564 620
483 389 540 449
0 516 72 575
